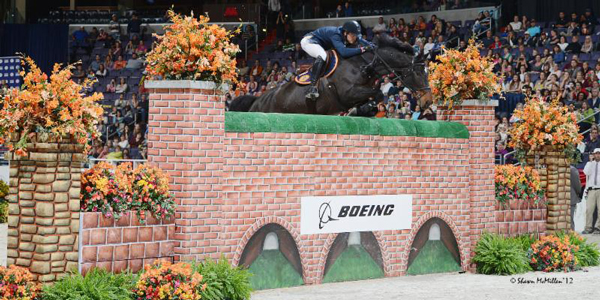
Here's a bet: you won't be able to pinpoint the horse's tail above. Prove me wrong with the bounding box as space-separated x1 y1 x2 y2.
229 95 257 112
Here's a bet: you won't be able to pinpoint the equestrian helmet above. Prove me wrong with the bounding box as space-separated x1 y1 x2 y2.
342 21 361 35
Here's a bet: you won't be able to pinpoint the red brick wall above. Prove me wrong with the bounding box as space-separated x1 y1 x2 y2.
146 83 225 263
144 83 542 284
438 104 498 270
220 132 471 282
80 212 175 274
495 201 547 236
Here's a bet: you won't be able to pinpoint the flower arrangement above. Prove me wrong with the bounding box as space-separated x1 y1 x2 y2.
129 164 176 222
556 231 600 267
0 56 103 156
81 162 175 222
0 265 42 300
145 9 241 84
508 98 582 162
81 162 133 219
133 260 205 300
428 39 502 109
528 234 578 272
495 165 545 208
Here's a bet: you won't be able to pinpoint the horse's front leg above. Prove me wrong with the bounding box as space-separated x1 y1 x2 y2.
343 85 381 107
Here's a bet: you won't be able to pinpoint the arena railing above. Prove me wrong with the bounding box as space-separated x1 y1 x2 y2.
292 5 498 31
85 158 147 169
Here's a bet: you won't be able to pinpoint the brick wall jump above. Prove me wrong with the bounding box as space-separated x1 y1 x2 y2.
79 212 175 273
142 81 543 284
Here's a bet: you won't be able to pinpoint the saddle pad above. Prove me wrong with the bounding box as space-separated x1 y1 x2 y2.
294 50 339 85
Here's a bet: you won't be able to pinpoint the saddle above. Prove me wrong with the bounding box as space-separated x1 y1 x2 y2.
294 50 340 85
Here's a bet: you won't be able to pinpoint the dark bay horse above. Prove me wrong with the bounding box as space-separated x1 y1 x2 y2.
229 34 431 114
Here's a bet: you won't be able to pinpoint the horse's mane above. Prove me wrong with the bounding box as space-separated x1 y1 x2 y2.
373 33 414 56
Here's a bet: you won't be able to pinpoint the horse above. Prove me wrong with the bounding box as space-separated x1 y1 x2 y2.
229 34 431 115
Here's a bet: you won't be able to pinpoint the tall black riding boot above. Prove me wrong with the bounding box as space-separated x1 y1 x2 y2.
306 57 326 100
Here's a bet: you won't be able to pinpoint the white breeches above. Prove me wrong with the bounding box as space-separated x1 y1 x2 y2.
301 36 327 60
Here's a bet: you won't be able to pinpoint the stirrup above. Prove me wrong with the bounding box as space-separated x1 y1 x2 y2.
306 86 319 100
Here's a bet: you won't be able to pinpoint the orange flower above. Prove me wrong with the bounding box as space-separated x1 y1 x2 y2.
134 260 204 300
145 9 240 85
0 55 103 156
0 265 41 299
508 97 582 153
428 40 502 109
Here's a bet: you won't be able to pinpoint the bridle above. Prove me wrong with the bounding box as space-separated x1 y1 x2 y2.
363 47 431 94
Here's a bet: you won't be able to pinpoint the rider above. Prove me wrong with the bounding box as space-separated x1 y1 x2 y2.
300 21 375 100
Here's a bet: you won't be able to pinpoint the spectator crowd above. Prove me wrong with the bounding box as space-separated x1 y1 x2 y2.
10 5 600 166
70 12 151 161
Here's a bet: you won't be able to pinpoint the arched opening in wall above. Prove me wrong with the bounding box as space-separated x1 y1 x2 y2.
322 232 384 283
238 223 303 290
407 217 462 275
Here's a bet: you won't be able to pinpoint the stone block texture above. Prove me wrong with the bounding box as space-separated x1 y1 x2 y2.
6 137 84 282
79 212 175 274
142 83 544 285
526 147 570 233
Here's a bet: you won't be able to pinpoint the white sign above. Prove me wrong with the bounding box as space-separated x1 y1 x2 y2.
301 195 413 234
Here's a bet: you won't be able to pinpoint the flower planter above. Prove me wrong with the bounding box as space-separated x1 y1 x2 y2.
79 211 175 274
6 136 85 282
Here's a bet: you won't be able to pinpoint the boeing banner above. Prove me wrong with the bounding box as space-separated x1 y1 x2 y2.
300 195 413 234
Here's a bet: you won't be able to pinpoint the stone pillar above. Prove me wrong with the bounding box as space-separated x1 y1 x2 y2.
145 80 225 262
437 99 498 270
526 147 570 233
6 136 84 282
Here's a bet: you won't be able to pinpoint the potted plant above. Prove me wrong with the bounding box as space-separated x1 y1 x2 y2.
428 39 502 110
144 9 241 88
509 98 582 232
0 56 103 156
495 165 546 209
508 97 582 164
81 162 176 223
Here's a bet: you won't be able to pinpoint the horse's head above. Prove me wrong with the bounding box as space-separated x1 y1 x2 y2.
372 34 432 107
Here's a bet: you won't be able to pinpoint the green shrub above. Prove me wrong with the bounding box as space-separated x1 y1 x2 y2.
0 199 7 223
555 231 600 267
0 179 9 198
472 232 531 275
509 234 537 253
193 256 253 300
41 268 137 300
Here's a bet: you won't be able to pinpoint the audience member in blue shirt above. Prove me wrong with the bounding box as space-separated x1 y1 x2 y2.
72 27 89 47
344 1 353 17
552 45 566 63
526 20 541 37
412 105 421 120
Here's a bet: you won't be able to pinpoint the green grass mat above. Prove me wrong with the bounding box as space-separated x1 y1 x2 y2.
322 245 384 283
407 240 462 275
248 250 304 290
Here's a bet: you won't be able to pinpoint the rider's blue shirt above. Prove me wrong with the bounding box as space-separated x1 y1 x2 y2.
306 26 373 58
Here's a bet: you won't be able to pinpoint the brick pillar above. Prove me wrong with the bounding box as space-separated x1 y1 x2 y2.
526 147 570 233
437 100 498 270
146 80 225 262
6 136 84 282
